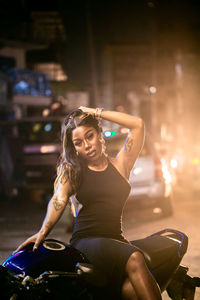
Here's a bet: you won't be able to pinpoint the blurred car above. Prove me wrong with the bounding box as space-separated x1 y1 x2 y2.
174 147 200 195
105 132 173 217
8 117 63 203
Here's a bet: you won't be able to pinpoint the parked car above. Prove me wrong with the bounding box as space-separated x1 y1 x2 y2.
105 132 173 217
3 117 63 203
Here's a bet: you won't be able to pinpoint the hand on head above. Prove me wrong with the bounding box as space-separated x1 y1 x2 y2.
78 106 96 115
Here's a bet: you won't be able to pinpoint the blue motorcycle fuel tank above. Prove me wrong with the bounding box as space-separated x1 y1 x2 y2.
3 239 88 278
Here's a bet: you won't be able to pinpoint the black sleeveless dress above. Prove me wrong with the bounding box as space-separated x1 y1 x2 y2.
70 161 139 296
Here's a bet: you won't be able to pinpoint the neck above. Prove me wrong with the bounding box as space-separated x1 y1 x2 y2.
87 154 108 171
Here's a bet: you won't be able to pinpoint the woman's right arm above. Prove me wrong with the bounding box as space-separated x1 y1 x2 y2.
14 179 72 253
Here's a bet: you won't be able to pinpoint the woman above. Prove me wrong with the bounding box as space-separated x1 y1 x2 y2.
15 107 162 300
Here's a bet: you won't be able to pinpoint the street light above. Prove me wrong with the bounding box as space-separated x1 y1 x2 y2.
149 86 157 94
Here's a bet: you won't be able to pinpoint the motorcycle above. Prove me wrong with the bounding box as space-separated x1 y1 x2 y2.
0 228 200 300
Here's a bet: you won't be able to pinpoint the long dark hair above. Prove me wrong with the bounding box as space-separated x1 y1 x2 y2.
54 108 100 194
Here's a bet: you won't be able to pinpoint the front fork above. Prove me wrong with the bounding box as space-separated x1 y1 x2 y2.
166 265 200 300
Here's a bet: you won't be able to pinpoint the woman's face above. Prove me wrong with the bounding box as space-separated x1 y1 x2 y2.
71 125 102 162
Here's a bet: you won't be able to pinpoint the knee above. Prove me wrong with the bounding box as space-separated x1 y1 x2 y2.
121 277 138 300
125 251 145 274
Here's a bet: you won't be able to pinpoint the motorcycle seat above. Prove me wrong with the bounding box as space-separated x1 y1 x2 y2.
131 233 187 270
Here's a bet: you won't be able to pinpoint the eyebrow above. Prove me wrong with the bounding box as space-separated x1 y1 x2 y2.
72 129 93 142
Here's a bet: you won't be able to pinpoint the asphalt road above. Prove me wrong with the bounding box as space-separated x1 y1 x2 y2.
0 188 200 299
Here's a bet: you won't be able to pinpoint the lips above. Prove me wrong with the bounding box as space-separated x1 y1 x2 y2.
87 150 96 157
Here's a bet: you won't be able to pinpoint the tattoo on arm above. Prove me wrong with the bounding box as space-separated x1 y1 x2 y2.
53 199 66 211
126 137 134 152
44 221 53 233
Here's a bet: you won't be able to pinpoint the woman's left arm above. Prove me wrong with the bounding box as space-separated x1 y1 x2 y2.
79 107 145 178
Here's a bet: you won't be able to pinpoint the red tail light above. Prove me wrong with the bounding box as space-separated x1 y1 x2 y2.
154 158 163 180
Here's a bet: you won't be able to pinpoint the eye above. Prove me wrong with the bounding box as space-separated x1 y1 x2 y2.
87 133 94 140
74 141 82 147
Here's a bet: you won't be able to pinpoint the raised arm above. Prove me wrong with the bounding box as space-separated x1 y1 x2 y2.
79 106 145 178
14 179 72 253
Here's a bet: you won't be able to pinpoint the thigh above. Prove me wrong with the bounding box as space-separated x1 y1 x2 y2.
73 237 138 294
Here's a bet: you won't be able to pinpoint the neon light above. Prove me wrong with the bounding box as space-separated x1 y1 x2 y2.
104 131 116 137
33 123 41 132
44 123 52 132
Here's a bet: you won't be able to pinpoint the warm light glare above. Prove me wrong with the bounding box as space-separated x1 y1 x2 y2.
120 127 129 134
40 145 58 153
34 63 68 81
24 144 60 154
153 207 162 214
170 159 178 169
51 102 61 110
42 108 50 117
149 86 157 94
192 158 200 165
161 159 172 184
133 167 142 175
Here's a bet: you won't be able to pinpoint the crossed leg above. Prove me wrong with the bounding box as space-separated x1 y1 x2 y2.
121 251 162 300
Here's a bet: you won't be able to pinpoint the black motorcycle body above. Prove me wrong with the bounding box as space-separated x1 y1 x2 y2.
1 228 200 299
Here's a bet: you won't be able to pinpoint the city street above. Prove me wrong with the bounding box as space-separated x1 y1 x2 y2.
0 1 200 300
0 188 200 299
